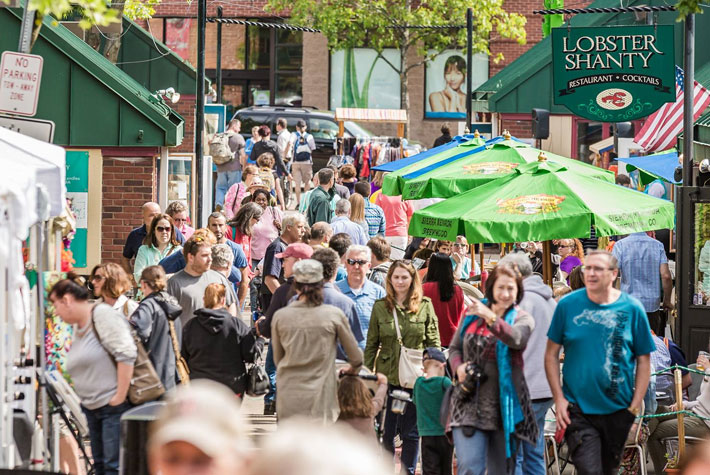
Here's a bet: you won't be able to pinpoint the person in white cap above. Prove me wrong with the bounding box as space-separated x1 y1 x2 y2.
271 259 363 423
148 380 251 475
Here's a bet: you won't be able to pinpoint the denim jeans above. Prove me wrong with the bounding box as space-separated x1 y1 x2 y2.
383 385 419 475
452 426 507 475
215 170 242 207
516 398 554 475
82 401 131 475
264 343 277 403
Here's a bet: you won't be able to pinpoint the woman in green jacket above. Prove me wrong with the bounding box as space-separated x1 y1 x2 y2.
364 260 440 475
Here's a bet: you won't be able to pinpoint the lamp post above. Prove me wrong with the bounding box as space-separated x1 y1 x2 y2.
466 8 473 132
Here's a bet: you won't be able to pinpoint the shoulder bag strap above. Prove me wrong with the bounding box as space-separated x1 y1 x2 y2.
168 321 181 360
391 307 404 346
231 184 242 213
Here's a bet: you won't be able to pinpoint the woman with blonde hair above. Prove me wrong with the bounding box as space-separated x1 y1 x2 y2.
364 260 441 475
89 263 138 317
348 193 369 236
181 283 263 396
558 238 584 283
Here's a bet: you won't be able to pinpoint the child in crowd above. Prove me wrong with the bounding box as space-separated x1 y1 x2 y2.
337 372 388 439
413 348 453 475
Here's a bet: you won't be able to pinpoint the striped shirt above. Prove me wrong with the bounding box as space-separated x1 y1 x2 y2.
611 233 668 312
363 201 386 238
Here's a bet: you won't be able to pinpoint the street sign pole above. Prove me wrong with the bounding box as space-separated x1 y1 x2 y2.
196 0 206 227
683 14 695 186
17 3 33 53
466 8 473 132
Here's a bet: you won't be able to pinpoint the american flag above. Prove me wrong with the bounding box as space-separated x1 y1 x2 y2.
634 66 710 152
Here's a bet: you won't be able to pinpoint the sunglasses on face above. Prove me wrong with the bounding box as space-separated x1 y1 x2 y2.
346 259 369 266
156 226 171 233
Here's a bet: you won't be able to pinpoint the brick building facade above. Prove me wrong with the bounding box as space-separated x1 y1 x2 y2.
142 1 562 150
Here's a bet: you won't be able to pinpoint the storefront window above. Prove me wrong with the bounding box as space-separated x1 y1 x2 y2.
276 44 303 70
694 203 710 306
275 74 302 106
167 154 193 212
247 25 270 70
577 121 603 162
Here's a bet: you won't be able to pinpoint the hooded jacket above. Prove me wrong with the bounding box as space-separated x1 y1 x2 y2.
519 274 556 399
130 291 182 390
181 307 264 394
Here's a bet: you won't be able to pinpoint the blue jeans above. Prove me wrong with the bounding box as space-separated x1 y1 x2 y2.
383 385 419 475
264 343 277 403
215 170 242 207
83 401 131 475
516 398 554 475
452 426 507 475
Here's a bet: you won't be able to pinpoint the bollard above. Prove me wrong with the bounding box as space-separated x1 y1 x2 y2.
675 368 685 459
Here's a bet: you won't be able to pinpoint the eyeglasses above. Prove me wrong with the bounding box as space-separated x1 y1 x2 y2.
156 226 171 233
90 275 105 282
346 259 369 266
582 265 613 273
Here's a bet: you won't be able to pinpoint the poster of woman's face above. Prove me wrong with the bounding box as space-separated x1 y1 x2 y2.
425 50 489 119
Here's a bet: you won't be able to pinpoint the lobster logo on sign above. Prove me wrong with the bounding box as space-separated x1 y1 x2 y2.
596 88 633 110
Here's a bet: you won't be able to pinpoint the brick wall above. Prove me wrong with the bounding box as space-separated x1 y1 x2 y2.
152 1 272 18
172 94 197 154
101 157 157 263
501 116 533 138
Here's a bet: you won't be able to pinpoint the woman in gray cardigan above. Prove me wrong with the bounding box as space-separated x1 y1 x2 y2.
50 275 136 475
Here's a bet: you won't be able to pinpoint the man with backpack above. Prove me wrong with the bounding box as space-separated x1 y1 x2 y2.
287 119 316 208
212 119 246 208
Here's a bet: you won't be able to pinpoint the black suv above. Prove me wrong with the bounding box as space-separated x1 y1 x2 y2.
231 106 373 172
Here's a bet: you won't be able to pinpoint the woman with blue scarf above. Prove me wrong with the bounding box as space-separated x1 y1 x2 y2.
448 264 538 474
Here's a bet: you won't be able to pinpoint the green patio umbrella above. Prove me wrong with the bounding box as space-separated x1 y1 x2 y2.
389 136 614 200
408 159 675 244
381 133 488 196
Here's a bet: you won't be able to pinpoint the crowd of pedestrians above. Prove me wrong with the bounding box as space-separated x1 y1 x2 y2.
48 118 698 475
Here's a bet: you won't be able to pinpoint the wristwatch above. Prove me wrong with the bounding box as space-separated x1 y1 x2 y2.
627 406 641 416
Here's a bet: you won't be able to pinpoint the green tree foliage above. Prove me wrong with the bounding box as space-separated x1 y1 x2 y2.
266 0 527 132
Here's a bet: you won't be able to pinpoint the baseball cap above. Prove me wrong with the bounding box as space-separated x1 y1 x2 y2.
296 119 307 128
275 242 314 260
149 380 250 457
423 347 446 364
293 259 323 284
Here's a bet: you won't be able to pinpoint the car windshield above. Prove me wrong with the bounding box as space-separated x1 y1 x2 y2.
344 121 372 138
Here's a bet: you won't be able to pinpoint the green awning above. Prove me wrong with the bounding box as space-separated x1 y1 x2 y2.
0 8 183 147
474 0 689 114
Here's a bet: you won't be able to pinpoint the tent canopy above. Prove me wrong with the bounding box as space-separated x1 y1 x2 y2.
372 133 487 172
0 127 66 217
619 151 681 185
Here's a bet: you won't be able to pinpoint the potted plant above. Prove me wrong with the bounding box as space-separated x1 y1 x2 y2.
664 452 680 473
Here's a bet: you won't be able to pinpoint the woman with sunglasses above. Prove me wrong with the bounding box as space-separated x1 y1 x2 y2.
89 263 139 318
448 264 537 474
364 260 441 475
133 214 181 284
223 164 260 220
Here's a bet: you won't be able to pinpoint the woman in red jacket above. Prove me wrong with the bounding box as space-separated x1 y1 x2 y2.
422 252 466 347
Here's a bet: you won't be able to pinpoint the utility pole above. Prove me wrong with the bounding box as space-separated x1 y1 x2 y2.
196 0 206 226
465 7 473 132
216 6 223 104
683 14 695 186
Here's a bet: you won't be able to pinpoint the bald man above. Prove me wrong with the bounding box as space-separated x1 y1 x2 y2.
121 202 185 275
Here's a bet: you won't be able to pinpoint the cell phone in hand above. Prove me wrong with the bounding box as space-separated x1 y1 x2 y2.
554 427 565 445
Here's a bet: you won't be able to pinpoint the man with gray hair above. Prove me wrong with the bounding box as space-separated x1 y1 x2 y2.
308 222 333 249
211 243 235 280
336 244 385 346
330 199 368 246
499 251 556 474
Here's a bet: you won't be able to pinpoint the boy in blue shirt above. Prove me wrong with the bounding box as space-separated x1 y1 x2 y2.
413 348 453 475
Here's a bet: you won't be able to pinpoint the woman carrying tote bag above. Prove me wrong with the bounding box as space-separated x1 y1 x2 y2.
364 260 441 475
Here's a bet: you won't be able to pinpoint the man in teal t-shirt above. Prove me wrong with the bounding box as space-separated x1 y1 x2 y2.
545 250 655 475
413 348 453 475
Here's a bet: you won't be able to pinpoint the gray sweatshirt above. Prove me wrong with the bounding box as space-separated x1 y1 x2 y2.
66 303 137 410
519 275 556 400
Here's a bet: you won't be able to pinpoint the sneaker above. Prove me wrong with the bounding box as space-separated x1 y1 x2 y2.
264 401 276 416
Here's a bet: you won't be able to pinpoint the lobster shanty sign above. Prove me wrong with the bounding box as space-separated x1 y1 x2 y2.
552 25 675 121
